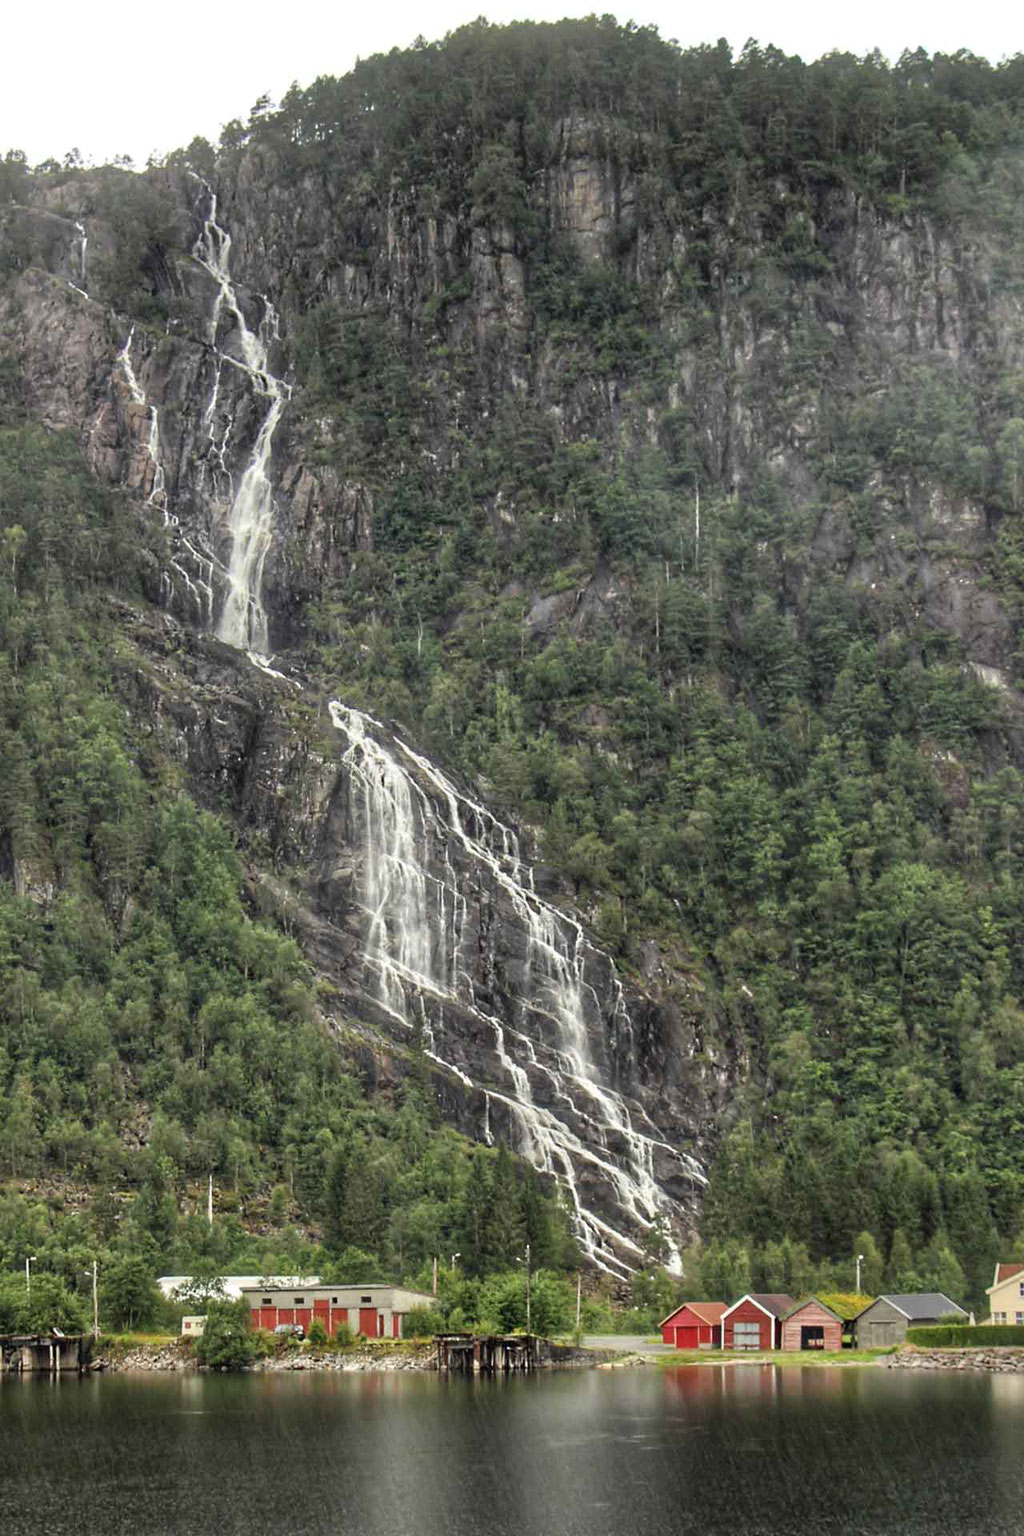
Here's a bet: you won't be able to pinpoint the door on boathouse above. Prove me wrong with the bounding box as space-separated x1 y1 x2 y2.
780 1298 843 1352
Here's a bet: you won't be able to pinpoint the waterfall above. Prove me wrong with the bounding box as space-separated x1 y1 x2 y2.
329 702 702 1275
118 328 166 514
191 180 289 655
74 220 88 287
118 329 216 623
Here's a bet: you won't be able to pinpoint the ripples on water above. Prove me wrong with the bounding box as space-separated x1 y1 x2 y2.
2 1365 1023 1536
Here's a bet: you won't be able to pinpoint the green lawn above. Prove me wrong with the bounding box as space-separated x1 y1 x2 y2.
96 1332 180 1350
654 1348 894 1367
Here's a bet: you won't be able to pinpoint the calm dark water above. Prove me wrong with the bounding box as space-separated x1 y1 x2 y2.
2 1365 1023 1536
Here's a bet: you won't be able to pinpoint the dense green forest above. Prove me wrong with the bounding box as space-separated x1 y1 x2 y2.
4 19 1024 1320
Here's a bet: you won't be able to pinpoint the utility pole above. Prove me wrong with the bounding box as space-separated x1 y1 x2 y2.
576 1272 582 1336
207 1173 214 1229
25 1255 36 1303
432 1256 438 1296
92 1260 99 1339
525 1242 531 1336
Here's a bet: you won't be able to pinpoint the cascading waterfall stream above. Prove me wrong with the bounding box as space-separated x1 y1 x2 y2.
330 702 702 1275
108 184 693 1267
118 329 216 623
191 179 290 656
108 179 292 666
118 328 166 513
74 220 88 287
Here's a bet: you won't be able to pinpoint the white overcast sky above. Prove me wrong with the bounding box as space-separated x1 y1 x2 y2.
3 1 1017 167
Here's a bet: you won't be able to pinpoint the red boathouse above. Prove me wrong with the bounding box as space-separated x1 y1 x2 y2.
659 1302 725 1349
721 1294 795 1351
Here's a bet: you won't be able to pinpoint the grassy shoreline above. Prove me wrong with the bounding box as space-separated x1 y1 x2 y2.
650 1348 894 1368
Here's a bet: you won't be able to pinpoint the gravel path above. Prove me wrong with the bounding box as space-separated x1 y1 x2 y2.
582 1334 673 1354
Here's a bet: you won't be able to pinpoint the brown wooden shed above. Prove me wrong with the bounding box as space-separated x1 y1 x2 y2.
781 1297 844 1352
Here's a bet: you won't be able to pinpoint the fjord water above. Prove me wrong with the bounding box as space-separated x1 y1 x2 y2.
3 1367 1024 1536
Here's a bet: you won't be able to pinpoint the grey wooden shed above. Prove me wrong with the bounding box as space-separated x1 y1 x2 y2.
855 1293 967 1348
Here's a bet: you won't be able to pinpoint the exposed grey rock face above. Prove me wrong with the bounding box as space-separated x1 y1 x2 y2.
5 143 1018 679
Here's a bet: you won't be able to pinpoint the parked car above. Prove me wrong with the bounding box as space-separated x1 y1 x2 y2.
273 1322 305 1340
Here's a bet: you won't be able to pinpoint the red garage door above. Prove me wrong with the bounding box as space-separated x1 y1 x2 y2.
359 1308 377 1338
675 1326 699 1349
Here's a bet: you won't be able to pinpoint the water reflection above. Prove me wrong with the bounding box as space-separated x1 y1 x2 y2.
2 1367 1024 1535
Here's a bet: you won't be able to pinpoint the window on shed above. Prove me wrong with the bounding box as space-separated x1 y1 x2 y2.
262 1298 272 1306
1019 1282 1024 1296
332 1297 338 1305
360 1295 372 1304
294 1298 304 1305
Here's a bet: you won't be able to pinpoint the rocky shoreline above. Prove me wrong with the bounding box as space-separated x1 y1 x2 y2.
93 1341 437 1374
884 1347 1024 1373
93 1342 1024 1377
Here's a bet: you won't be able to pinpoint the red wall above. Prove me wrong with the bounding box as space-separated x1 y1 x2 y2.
723 1299 777 1350
249 1303 355 1336
663 1323 720 1348
661 1307 722 1349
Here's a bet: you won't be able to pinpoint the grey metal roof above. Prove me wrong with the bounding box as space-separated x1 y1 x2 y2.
880 1293 967 1320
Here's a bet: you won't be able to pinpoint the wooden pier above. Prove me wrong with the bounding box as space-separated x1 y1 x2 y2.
435 1333 543 1374
1 1333 91 1374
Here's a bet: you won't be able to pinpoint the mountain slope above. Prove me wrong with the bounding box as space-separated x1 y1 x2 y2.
3 21 1024 1304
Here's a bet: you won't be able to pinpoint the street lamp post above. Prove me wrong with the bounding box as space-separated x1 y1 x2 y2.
25 1255 36 1303
81 1263 100 1338
856 1253 865 1293
450 1252 461 1272
525 1242 531 1336
515 1243 533 1334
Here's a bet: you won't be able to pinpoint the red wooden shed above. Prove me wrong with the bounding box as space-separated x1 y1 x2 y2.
660 1302 725 1349
780 1297 844 1352
721 1294 794 1351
